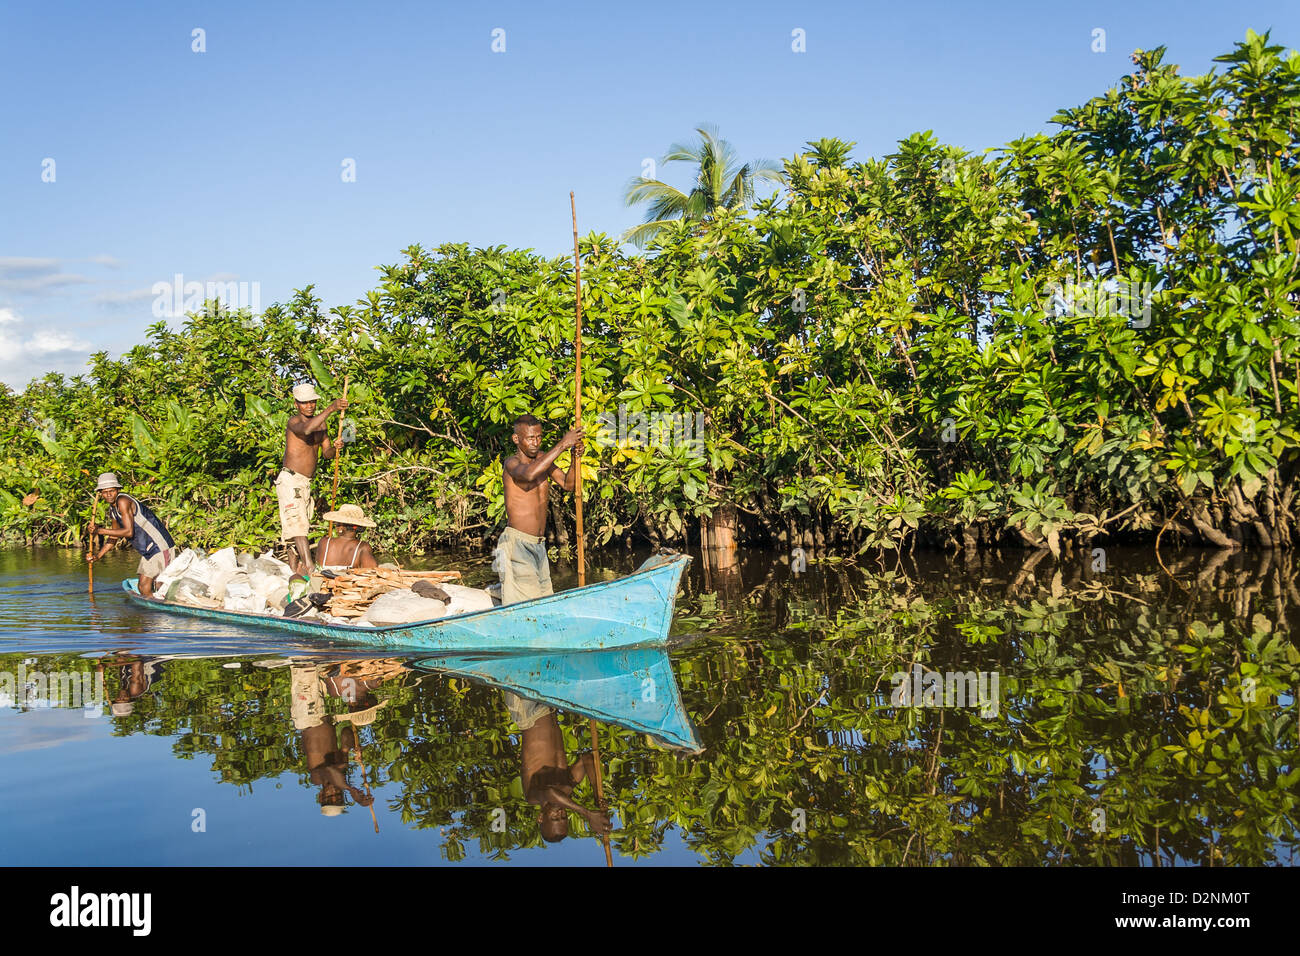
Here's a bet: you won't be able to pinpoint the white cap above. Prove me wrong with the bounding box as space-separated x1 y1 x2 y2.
292 383 321 402
96 472 122 491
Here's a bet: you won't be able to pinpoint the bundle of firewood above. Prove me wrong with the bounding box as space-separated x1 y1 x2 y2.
323 568 462 618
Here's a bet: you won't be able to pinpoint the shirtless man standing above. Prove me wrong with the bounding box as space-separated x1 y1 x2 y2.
498 415 611 841
277 383 348 574
496 413 583 605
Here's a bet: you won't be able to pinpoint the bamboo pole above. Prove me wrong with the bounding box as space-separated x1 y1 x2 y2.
352 724 379 834
570 192 585 584
589 716 612 867
328 373 351 535
572 192 612 868
87 496 98 596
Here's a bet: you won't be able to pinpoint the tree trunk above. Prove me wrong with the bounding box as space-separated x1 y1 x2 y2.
708 504 739 571
1189 501 1240 550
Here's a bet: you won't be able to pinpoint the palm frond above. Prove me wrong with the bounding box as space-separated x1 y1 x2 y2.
623 176 689 213
620 218 676 249
627 125 781 224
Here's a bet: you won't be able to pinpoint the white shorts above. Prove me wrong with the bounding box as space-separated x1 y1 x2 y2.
275 470 314 540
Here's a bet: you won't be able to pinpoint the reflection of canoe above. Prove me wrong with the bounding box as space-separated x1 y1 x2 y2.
416 647 702 752
121 553 691 654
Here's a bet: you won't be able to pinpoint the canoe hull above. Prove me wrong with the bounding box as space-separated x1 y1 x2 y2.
121 553 691 653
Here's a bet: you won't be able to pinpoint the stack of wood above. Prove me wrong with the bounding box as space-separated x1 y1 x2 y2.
323 568 462 619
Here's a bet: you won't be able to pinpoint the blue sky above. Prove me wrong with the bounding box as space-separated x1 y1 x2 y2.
1 0 1296 387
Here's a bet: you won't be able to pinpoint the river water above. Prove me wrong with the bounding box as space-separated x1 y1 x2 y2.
1 544 1296 866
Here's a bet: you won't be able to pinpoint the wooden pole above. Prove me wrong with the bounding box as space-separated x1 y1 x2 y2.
570 192 585 585
351 723 380 834
328 374 351 535
572 192 612 868
87 497 97 596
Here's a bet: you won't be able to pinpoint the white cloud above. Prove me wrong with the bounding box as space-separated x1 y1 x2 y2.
0 310 94 388
0 257 61 278
0 255 123 298
25 330 92 356
94 288 156 307
0 273 95 295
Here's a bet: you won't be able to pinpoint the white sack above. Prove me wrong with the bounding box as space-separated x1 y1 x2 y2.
222 575 262 613
439 583 495 616
249 570 289 610
252 552 292 577
155 548 201 590
359 589 449 626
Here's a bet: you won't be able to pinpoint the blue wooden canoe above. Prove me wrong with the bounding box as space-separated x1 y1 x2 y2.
415 647 702 752
121 553 691 653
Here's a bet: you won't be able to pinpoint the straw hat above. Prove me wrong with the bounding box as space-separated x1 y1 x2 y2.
333 699 389 726
322 503 375 528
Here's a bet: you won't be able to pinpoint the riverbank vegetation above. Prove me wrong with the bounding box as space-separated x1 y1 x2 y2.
1 33 1297 556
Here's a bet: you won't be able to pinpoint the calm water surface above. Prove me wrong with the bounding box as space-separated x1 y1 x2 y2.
1 544 1296 866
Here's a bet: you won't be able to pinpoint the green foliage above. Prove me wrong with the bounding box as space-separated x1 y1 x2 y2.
2 32 1298 554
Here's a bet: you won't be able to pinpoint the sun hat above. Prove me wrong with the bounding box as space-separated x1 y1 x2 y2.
333 699 389 727
322 504 376 528
96 472 122 491
292 383 321 402
320 805 345 817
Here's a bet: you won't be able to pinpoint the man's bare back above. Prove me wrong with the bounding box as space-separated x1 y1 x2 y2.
502 423 583 537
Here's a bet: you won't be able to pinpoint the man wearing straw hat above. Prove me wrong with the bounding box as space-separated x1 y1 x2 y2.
88 472 175 600
278 382 349 574
314 504 379 571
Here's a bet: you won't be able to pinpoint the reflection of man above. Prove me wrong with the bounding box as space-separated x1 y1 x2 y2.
98 654 167 717
289 659 403 816
509 696 611 843
303 718 372 816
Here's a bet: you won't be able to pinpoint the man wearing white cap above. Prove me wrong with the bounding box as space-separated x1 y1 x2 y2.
89 473 176 599
277 382 349 573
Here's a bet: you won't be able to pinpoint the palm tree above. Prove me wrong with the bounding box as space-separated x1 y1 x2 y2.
622 125 785 248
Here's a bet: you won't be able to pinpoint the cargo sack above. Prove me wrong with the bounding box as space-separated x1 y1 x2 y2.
359 589 449 626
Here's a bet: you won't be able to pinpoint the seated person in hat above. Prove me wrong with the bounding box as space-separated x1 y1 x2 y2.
313 503 379 572
89 472 176 600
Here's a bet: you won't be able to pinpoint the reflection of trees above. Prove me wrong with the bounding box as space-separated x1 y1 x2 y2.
23 554 1296 864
